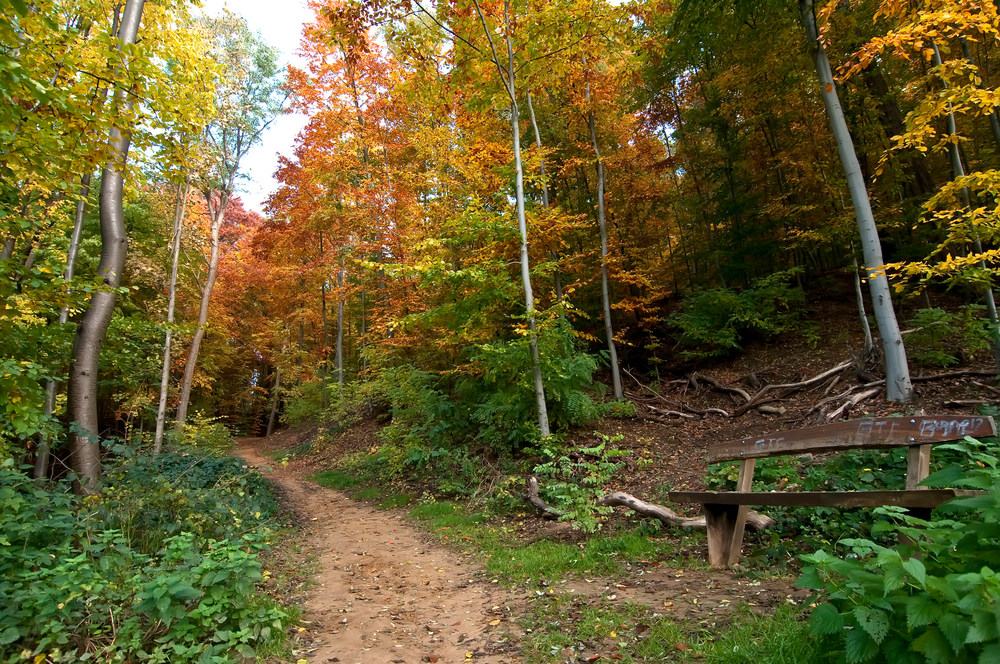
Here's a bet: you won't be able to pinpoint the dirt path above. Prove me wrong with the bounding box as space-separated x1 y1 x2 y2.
238 439 520 664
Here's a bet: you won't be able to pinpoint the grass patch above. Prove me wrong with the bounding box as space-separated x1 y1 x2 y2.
353 486 383 501
521 597 691 663
310 469 359 490
700 605 820 664
521 597 818 663
378 493 414 509
488 530 706 584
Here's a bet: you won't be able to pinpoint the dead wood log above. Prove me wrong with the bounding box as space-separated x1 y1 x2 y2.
973 380 1000 396
735 360 854 416
647 405 699 420
528 477 562 520
598 492 776 531
757 405 787 415
826 386 883 421
911 369 999 382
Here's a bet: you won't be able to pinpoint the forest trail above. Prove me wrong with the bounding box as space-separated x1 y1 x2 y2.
237 438 520 664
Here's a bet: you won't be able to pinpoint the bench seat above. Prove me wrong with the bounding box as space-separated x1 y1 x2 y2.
669 488 978 509
669 415 996 567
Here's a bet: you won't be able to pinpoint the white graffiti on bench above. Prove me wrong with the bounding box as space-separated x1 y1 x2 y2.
913 417 987 439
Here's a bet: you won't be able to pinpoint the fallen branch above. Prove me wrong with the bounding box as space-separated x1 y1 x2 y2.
735 360 854 416
598 492 776 531
911 369 999 382
826 386 883 421
527 477 562 520
973 380 1000 397
647 405 699 420
757 405 787 415
623 369 684 409
943 399 991 408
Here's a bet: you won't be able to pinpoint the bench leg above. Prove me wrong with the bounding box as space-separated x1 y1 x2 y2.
704 503 749 567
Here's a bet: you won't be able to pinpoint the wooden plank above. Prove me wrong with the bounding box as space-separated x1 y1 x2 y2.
722 459 756 567
704 504 741 567
707 415 996 463
906 444 932 490
668 489 976 508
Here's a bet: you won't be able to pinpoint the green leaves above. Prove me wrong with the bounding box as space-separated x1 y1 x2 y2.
799 436 1000 664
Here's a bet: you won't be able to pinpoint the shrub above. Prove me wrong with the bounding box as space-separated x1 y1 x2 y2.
797 436 1000 664
0 450 290 663
461 319 606 452
668 268 809 360
905 305 993 367
175 412 236 455
102 451 281 553
533 434 629 533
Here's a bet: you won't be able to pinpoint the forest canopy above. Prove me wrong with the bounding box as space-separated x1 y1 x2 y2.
1 0 999 479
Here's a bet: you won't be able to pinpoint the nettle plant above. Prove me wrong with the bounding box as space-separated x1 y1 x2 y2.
797 436 1000 664
533 434 629 533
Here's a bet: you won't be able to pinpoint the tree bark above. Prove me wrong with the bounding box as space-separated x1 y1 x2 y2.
585 67 623 401
800 0 912 402
174 189 229 430
266 365 281 437
852 248 874 355
526 92 564 308
153 178 191 453
319 231 329 409
36 173 92 478
67 0 146 491
336 267 345 394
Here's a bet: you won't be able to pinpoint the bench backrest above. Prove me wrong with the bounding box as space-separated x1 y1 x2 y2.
708 415 997 464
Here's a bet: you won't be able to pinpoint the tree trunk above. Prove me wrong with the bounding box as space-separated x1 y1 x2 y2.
472 0 550 437
526 92 564 307
153 178 191 453
585 71 623 401
35 173 92 478
67 0 146 491
852 248 874 355
336 267 345 394
175 189 229 430
933 43 1000 370
265 365 281 437
320 231 329 409
800 0 912 402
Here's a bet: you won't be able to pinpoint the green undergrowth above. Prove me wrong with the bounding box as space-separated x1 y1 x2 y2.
0 447 296 664
520 597 819 663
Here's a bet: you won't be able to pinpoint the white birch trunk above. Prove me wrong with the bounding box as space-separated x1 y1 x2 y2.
585 71 623 401
174 189 229 430
153 178 191 453
800 0 912 402
472 0 550 437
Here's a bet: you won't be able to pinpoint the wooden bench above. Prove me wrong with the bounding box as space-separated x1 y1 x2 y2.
669 415 997 567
